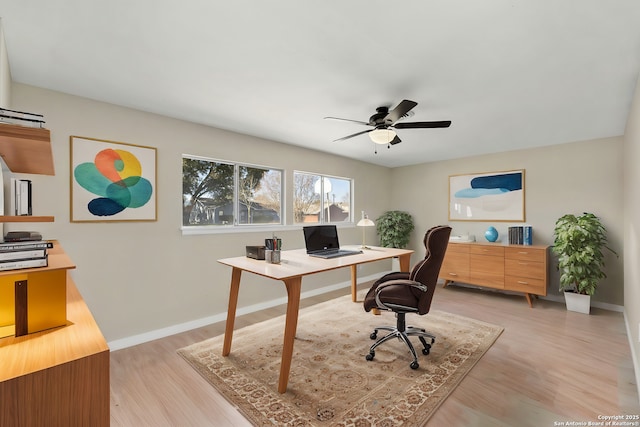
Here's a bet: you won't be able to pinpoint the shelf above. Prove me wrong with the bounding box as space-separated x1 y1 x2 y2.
0 123 54 175
0 215 54 222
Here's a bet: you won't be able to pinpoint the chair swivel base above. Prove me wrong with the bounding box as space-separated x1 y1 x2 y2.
365 325 435 369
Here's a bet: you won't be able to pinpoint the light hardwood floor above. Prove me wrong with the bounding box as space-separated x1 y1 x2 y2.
110 282 640 426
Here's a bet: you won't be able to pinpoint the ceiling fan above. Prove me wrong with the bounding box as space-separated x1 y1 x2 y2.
324 99 451 146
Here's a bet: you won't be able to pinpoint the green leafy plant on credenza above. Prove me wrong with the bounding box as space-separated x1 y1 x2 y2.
376 210 414 248
552 212 617 313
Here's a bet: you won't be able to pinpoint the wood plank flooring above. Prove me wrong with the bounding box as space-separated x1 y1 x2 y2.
110 283 640 426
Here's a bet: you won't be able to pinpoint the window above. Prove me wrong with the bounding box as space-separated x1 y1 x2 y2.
182 156 282 227
293 172 352 224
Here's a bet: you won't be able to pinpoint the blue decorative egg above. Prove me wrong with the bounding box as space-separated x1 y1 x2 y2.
485 226 499 242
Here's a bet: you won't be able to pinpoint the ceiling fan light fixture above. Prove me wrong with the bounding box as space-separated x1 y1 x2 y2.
369 128 396 144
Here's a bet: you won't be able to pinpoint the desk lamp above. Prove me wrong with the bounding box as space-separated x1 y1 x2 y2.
357 211 375 249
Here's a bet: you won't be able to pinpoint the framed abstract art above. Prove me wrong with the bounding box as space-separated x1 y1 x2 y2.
70 136 157 222
449 169 525 222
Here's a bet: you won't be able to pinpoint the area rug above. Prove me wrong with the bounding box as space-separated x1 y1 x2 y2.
178 293 503 426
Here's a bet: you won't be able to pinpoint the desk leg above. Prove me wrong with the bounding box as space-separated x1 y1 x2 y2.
222 267 242 357
350 265 358 302
278 276 302 394
397 253 412 272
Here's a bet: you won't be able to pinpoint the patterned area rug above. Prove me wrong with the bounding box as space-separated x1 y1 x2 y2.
178 293 503 426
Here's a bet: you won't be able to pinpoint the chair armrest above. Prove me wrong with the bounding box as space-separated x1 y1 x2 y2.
374 279 427 310
376 279 427 293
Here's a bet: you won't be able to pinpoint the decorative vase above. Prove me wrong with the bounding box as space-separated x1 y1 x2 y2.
484 226 498 242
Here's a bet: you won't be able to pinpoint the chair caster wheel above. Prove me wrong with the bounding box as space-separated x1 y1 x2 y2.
422 344 431 355
370 332 377 340
366 352 375 361
410 361 419 369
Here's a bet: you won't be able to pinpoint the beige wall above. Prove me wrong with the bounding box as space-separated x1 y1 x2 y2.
10 83 393 344
8 81 630 354
0 22 10 107
389 137 625 306
623 72 640 395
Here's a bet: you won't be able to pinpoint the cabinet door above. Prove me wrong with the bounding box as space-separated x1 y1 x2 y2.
439 243 469 283
505 276 546 295
470 253 504 288
505 258 545 279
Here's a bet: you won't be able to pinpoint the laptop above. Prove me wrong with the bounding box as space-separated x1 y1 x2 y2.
302 225 363 259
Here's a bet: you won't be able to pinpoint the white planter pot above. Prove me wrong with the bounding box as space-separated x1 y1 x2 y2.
564 291 591 314
391 257 400 272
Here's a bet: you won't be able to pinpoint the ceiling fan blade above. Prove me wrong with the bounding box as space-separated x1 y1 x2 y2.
389 135 402 145
332 129 372 142
385 99 418 124
324 116 371 126
394 120 452 129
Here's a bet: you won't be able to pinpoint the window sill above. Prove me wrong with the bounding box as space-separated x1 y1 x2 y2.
181 223 356 236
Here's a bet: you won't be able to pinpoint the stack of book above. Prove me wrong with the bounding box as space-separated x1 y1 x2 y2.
0 107 45 128
0 240 53 271
508 225 533 245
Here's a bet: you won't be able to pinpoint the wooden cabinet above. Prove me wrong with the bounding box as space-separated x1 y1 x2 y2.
0 244 109 426
440 241 549 307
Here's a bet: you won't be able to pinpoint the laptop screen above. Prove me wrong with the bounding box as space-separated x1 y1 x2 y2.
303 225 340 253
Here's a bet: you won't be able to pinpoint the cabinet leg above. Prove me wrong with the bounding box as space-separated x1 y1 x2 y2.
525 293 533 308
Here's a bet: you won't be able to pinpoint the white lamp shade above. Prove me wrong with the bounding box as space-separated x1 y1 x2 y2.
357 218 375 227
369 128 396 144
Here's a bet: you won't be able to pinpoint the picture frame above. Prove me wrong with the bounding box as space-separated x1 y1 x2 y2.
70 136 157 222
449 169 525 222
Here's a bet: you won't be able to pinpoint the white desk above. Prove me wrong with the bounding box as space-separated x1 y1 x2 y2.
218 246 414 393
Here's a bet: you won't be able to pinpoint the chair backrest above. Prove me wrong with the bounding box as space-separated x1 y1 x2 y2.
408 225 452 314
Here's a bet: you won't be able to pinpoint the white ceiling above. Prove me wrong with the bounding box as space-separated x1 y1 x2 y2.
1 0 640 168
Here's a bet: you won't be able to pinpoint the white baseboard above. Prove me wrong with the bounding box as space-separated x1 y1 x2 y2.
540 294 624 312
623 310 640 405
108 271 385 351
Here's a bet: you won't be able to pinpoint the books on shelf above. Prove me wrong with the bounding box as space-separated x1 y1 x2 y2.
0 107 45 128
6 177 32 216
0 240 51 271
508 225 533 245
0 256 48 271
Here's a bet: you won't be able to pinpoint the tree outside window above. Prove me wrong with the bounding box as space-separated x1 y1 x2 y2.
182 156 282 226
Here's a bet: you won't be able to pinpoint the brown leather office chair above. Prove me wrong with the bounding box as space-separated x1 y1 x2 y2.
363 225 451 369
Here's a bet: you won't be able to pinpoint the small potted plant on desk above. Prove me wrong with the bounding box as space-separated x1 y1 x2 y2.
552 212 617 314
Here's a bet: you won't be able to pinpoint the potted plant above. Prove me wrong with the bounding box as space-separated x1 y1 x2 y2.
376 210 415 248
552 212 617 314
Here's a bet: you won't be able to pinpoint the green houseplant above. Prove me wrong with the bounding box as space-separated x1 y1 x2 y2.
552 212 617 313
376 211 415 248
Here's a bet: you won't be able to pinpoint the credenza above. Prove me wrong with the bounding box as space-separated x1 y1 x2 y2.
439 241 550 307
0 245 109 427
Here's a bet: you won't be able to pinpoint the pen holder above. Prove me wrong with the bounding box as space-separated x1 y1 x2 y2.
265 249 281 264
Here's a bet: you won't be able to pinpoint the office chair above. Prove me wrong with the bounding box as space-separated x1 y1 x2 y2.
363 225 451 369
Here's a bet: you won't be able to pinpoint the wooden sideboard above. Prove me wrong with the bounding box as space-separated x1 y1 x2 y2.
439 241 550 307
0 245 109 427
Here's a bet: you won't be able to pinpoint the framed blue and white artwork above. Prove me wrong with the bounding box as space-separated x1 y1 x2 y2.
449 169 525 222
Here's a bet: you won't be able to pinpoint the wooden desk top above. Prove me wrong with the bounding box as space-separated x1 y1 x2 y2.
0 277 109 382
218 246 414 281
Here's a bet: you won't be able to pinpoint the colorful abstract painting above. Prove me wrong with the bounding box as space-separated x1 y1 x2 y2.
71 136 157 222
449 170 525 221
